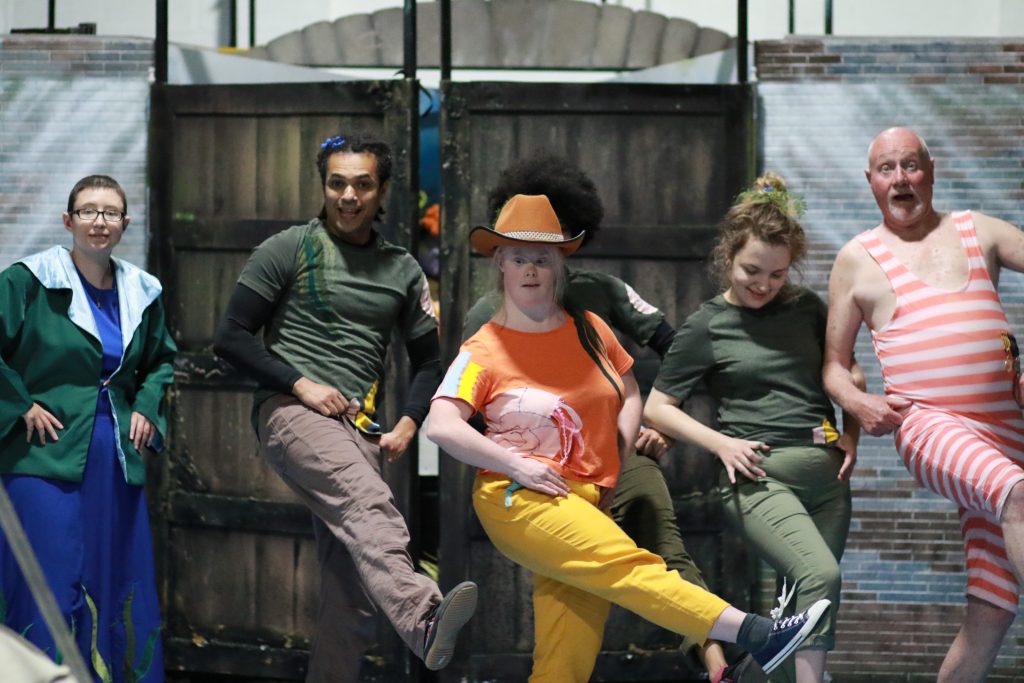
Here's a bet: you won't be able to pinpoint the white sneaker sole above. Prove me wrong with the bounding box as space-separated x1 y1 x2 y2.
761 598 831 674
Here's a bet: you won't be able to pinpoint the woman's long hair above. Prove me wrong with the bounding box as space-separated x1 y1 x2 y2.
491 245 621 401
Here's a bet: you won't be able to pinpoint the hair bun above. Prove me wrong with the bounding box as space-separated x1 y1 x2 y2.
755 172 788 195
738 172 804 218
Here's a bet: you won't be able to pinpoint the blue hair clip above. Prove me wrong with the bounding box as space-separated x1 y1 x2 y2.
320 135 346 151
760 185 775 193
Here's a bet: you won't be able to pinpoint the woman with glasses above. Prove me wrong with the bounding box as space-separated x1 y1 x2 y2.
0 175 176 681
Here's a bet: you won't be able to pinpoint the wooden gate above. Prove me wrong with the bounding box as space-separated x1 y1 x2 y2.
437 81 757 681
148 80 420 681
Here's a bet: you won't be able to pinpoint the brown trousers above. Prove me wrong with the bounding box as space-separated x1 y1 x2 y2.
258 394 440 683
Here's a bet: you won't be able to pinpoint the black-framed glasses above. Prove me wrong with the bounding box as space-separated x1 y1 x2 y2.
72 208 125 222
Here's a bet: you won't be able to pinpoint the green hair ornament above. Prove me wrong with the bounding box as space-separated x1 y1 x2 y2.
735 183 807 219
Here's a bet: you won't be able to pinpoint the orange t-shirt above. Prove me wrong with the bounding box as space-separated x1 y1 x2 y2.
434 311 633 488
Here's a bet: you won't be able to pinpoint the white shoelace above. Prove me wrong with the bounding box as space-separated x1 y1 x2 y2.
769 578 795 622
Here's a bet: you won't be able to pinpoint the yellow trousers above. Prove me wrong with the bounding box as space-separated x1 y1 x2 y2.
473 473 731 683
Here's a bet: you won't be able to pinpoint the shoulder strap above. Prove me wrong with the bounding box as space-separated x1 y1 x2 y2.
952 210 981 253
855 228 917 295
951 211 996 286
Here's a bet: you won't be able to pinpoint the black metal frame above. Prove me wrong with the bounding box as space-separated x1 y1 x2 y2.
786 0 836 36
738 0 749 83
156 1 761 84
155 0 167 83
404 0 421 261
227 0 237 47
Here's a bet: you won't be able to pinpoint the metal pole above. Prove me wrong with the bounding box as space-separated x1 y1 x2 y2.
249 0 257 47
47 0 56 30
825 0 833 35
737 0 748 83
440 0 451 81
228 0 237 48
0 483 92 682
155 0 168 83
788 0 795 34
403 0 417 78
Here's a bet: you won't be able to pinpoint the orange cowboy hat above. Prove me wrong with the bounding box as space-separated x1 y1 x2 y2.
469 194 585 256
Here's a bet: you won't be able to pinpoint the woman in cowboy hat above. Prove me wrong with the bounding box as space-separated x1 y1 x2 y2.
426 194 829 682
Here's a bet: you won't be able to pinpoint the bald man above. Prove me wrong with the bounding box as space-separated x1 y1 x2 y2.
823 126 1024 682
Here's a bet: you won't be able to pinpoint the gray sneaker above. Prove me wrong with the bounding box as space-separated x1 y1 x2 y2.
423 581 478 670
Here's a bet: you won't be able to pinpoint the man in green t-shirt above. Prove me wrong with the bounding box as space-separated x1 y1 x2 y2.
214 134 476 682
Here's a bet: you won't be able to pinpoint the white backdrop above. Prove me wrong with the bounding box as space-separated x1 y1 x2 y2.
1 0 1024 51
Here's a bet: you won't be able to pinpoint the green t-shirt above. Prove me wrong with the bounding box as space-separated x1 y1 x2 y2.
239 219 437 426
654 286 837 448
461 267 664 344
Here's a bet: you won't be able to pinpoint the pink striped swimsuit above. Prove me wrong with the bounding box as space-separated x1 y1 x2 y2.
858 211 1024 613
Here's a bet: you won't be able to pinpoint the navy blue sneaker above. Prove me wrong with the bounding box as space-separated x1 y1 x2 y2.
750 598 831 674
423 581 478 670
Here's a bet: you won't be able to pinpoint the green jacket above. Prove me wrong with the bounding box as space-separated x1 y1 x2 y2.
0 246 177 485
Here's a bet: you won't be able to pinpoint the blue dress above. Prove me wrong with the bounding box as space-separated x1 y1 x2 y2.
0 271 164 682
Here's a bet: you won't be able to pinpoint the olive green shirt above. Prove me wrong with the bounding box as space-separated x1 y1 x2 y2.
239 219 437 425
654 287 837 447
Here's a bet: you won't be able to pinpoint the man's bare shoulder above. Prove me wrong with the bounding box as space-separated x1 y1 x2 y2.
971 211 1020 252
971 211 1020 237
829 227 894 326
971 210 1024 274
833 233 877 271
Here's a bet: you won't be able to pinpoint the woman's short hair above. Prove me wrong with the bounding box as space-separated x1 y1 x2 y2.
67 175 127 215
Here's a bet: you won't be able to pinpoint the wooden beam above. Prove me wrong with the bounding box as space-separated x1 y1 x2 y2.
169 491 313 536
165 638 308 678
467 650 704 681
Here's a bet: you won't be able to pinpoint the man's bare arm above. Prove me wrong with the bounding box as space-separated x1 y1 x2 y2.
976 212 1024 279
824 243 867 405
824 242 909 436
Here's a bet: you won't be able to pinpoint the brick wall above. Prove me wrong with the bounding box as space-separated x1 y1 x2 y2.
757 37 1024 84
0 34 151 270
756 37 1024 681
